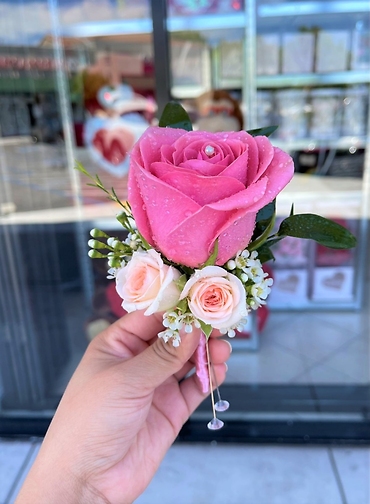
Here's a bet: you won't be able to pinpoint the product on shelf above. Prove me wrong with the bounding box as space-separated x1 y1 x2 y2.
220 41 243 81
282 32 315 74
275 89 310 140
310 88 343 139
351 24 370 70
342 86 368 137
256 90 276 129
256 34 280 75
315 30 350 73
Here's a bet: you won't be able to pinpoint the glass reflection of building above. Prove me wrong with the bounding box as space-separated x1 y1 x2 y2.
0 0 369 443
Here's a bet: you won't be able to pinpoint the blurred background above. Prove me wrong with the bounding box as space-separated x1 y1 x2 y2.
0 0 369 501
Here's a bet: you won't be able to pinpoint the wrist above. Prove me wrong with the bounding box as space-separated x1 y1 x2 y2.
15 459 109 504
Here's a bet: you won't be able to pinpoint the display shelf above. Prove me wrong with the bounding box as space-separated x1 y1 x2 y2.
257 71 370 89
167 12 245 32
258 1 370 18
272 136 367 153
60 18 152 38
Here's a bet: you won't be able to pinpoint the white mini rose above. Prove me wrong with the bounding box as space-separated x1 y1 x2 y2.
180 265 248 329
115 249 181 315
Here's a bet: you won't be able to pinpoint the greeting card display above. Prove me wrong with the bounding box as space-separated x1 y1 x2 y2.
77 102 356 430
312 267 355 302
268 269 309 308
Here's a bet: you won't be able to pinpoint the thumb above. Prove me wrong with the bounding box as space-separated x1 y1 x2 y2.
124 329 201 393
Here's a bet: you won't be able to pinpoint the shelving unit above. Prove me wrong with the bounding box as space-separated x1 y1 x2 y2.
162 0 370 315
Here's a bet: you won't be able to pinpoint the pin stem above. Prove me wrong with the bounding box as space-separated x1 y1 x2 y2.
205 335 217 420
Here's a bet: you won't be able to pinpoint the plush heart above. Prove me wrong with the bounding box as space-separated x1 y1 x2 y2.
84 114 149 177
92 127 134 166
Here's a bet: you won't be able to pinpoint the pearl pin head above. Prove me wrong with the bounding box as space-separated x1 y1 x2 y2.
204 145 215 157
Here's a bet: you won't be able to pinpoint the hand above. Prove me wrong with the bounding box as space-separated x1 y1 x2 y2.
16 311 231 504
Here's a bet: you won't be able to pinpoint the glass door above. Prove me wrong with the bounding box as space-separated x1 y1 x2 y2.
0 0 154 430
166 0 370 442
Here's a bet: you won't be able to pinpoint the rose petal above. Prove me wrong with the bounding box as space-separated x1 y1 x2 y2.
151 161 246 205
137 127 185 171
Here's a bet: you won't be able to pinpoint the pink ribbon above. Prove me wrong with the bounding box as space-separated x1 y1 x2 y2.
194 332 209 393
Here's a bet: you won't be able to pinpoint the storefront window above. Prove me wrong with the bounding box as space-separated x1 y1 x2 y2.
0 0 369 442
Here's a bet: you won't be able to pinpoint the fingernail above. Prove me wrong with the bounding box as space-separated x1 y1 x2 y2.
223 339 232 354
224 362 228 372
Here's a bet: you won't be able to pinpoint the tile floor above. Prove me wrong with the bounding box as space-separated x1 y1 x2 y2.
1 438 369 504
225 306 369 385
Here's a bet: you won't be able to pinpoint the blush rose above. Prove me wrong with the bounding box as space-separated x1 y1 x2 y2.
128 126 294 268
180 265 248 330
115 249 181 315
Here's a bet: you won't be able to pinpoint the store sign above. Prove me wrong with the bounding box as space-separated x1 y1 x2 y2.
0 55 79 72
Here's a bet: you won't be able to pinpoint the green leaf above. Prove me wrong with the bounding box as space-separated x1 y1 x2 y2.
277 214 357 249
158 101 193 131
256 200 276 224
255 244 276 264
75 160 94 180
247 125 278 138
198 320 213 339
248 205 276 251
175 274 188 292
176 298 189 313
202 240 219 267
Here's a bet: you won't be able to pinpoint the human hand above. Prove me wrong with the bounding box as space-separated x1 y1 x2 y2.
16 311 231 504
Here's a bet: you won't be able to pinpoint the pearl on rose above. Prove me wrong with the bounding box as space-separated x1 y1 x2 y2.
204 145 215 157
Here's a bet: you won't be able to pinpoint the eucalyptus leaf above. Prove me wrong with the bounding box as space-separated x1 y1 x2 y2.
159 102 193 131
247 125 278 138
277 214 357 249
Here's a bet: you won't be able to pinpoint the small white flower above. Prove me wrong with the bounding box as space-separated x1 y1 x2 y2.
107 267 120 279
219 314 249 338
235 254 247 269
249 277 273 308
158 328 181 347
163 311 183 331
226 259 236 270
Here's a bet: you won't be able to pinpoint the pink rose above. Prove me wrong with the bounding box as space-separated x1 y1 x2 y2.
115 249 181 315
128 126 294 268
180 266 247 330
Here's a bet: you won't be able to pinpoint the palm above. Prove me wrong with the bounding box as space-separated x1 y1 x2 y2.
35 312 229 504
